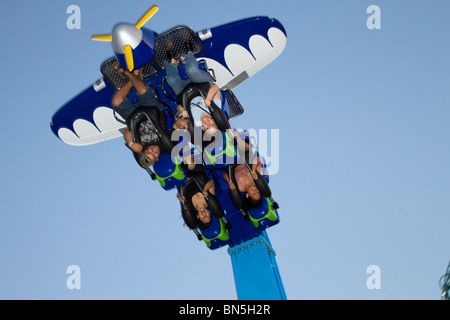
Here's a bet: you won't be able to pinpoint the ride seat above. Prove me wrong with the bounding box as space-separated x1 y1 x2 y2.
152 153 187 190
128 107 183 189
247 197 280 231
200 214 230 249
179 176 231 248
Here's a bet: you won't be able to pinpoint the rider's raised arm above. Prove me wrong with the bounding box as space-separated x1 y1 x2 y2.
203 179 216 196
123 129 143 153
204 84 220 107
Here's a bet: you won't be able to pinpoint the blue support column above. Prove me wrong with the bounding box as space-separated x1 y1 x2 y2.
228 232 286 300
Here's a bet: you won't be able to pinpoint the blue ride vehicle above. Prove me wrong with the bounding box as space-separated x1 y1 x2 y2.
49 5 286 250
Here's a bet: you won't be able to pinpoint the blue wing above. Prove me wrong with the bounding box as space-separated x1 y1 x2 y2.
50 16 287 146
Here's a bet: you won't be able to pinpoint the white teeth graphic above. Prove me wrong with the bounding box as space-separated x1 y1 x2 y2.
268 27 287 56
224 44 256 77
59 106 124 146
58 127 84 146
249 34 274 60
206 27 287 90
201 58 234 88
73 119 100 138
93 106 124 132
58 27 286 146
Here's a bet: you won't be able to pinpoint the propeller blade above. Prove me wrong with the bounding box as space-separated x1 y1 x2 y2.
91 34 112 42
135 5 159 29
124 45 134 71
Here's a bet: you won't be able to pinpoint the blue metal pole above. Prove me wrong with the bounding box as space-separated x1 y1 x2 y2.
228 232 286 300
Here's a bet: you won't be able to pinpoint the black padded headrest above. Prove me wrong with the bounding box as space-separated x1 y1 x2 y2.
177 82 211 107
128 107 160 136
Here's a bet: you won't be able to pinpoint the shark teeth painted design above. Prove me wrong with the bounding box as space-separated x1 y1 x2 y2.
58 106 124 146
210 27 287 90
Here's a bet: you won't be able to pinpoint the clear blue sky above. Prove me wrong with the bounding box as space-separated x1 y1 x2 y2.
0 0 449 300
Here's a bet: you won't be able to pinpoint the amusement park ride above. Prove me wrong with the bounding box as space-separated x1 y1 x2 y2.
50 5 287 300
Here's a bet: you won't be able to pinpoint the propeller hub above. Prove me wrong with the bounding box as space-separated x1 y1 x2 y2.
91 5 159 71
111 24 143 54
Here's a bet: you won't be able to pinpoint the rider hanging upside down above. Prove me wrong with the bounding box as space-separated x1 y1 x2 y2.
178 169 232 247
177 170 218 229
110 63 170 167
200 115 249 169
124 106 172 167
222 156 264 210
